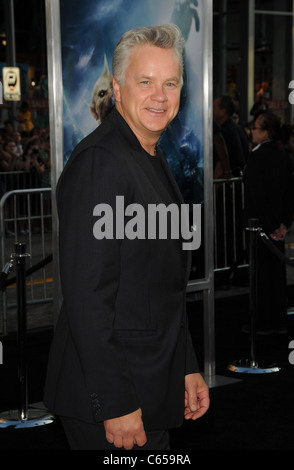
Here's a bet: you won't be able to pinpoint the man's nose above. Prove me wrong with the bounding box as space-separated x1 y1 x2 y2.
151 85 167 101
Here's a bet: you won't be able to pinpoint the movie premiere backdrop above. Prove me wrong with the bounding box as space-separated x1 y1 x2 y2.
60 0 204 209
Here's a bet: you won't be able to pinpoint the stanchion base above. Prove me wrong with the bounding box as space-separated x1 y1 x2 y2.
0 408 55 429
227 359 280 374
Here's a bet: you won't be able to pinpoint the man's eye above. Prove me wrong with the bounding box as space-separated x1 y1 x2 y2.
166 82 176 87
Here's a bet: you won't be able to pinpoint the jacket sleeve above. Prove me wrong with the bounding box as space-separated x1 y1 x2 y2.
185 326 200 375
57 146 140 422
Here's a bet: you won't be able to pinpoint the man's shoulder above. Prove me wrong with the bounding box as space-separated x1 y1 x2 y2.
56 109 136 193
70 108 139 161
72 109 120 154
61 110 124 175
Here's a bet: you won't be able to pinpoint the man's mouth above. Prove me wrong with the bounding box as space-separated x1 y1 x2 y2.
146 108 165 113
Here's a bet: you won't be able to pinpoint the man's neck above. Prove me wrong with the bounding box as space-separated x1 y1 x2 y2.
115 105 159 156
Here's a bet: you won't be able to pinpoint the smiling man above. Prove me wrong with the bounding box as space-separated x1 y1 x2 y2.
44 24 209 451
113 44 182 155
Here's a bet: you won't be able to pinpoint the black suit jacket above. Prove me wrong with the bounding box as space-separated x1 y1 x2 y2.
44 108 199 431
220 118 247 174
243 140 294 234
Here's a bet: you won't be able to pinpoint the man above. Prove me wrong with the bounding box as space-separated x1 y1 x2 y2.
44 24 209 451
243 112 294 334
213 120 231 180
213 95 248 176
213 95 248 271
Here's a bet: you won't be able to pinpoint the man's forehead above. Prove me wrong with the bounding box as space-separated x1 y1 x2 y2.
134 73 181 83
129 44 178 60
127 46 180 71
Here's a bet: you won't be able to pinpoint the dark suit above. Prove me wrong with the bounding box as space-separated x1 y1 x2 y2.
243 140 294 330
220 118 247 175
244 141 293 234
44 108 199 434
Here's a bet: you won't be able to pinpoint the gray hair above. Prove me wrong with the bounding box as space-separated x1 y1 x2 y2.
112 24 185 85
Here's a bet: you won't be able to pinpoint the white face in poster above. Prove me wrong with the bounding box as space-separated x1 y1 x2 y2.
60 0 204 205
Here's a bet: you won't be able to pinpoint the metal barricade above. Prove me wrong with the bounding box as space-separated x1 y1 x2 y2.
0 187 52 335
0 170 47 195
213 176 294 283
213 176 247 273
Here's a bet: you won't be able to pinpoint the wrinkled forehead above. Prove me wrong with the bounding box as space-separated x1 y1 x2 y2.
127 45 181 76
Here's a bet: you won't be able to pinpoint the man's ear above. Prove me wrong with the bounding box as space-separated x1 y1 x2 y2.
112 76 121 102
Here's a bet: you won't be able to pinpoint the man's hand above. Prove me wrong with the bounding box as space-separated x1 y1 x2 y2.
184 373 210 420
104 408 147 450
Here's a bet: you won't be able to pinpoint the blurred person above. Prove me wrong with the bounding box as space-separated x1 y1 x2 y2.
0 137 25 235
15 101 34 133
0 137 18 171
0 133 11 197
17 139 45 235
243 112 294 334
213 95 248 175
12 130 24 159
17 122 30 139
250 95 269 119
213 96 248 271
24 140 45 177
3 120 14 137
213 120 232 180
250 82 270 120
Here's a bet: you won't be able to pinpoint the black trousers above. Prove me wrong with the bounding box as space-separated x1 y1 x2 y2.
60 416 170 451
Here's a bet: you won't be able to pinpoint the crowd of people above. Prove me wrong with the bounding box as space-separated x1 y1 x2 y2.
213 94 294 180
0 101 51 235
213 93 294 335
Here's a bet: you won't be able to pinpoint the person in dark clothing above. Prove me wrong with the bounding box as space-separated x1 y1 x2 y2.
213 120 232 180
243 112 294 334
44 23 209 451
213 95 248 176
213 96 248 270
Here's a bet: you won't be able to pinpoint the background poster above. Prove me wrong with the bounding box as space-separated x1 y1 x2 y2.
60 0 204 207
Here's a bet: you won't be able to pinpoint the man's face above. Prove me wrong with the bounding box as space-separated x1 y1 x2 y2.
251 115 269 145
113 45 182 146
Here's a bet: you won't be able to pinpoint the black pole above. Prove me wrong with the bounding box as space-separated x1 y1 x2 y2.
15 242 29 421
248 218 259 367
227 218 280 373
0 244 55 427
